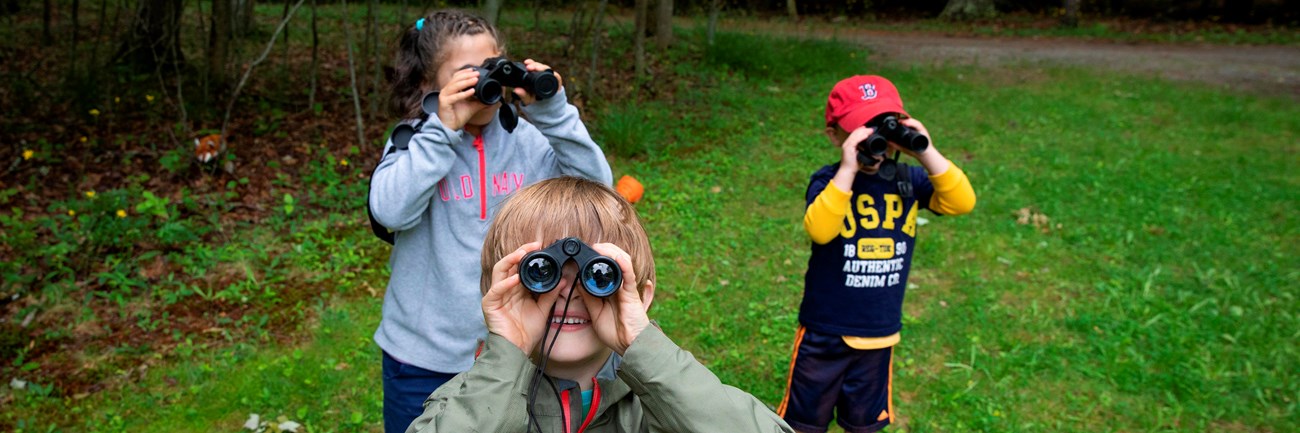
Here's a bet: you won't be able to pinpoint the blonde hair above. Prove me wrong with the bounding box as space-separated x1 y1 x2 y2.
481 177 655 298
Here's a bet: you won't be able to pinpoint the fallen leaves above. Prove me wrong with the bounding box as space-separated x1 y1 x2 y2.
244 413 305 432
1014 206 1059 233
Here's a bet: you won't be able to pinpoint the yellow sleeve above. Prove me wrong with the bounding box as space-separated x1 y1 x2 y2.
928 162 976 216
804 181 853 245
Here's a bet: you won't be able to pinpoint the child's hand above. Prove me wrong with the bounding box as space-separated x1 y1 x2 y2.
891 118 935 160
438 68 490 131
512 59 563 105
581 243 650 356
482 242 562 354
841 125 876 172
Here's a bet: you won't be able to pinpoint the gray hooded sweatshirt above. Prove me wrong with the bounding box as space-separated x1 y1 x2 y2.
369 89 613 373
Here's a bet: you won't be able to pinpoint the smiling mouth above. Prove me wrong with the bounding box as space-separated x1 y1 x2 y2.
550 316 590 329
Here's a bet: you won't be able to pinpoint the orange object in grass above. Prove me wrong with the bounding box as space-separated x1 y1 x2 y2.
616 175 644 204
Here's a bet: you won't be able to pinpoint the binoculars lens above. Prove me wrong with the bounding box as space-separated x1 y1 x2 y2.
523 256 559 292
526 73 560 100
476 78 504 105
581 260 621 297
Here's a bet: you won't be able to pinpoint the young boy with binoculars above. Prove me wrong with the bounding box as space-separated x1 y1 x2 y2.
407 176 794 433
779 75 977 433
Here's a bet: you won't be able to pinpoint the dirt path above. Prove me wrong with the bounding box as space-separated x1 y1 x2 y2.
713 20 1300 98
852 32 1300 98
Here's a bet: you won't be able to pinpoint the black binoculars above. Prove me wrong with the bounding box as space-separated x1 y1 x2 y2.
468 57 560 105
856 113 930 167
520 237 622 297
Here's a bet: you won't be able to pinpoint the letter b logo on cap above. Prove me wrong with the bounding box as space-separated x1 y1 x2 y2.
860 84 877 100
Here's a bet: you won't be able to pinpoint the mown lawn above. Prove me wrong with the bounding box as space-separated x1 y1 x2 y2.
3 12 1297 433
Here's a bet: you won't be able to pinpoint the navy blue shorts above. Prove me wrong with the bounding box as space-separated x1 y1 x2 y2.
778 326 895 433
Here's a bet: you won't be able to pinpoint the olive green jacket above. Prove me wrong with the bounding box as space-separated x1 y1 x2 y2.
406 325 794 433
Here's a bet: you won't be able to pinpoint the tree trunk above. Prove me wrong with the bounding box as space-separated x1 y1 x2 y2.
532 0 540 29
71 0 79 44
116 0 184 71
653 0 672 51
90 0 108 81
633 0 647 82
369 0 381 120
209 0 231 92
41 0 51 45
308 0 318 111
588 0 607 101
68 0 80 79
363 0 373 117
236 0 255 37
707 0 719 46
566 2 588 60
482 0 502 26
1061 0 1080 28
940 0 996 21
278 0 292 84
786 0 797 21
341 0 366 148
399 0 407 29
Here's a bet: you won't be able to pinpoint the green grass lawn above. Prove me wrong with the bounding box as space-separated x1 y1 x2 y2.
4 23 1297 433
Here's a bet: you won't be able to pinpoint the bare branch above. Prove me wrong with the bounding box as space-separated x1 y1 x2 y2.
220 0 306 140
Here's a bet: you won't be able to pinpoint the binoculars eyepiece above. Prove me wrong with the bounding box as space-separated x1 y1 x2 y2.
520 237 622 298
468 57 560 105
854 113 931 167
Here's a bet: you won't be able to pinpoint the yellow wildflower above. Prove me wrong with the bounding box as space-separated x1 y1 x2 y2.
89 109 101 117
116 209 127 218
68 210 76 217
114 97 120 103
146 95 155 103
341 159 349 166
22 149 33 160
80 136 87 143
85 191 96 198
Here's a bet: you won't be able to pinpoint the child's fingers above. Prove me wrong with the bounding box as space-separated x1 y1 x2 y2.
442 70 480 92
522 59 548 71
491 242 541 286
845 125 875 145
591 243 640 304
899 118 931 137
898 117 925 130
483 273 521 308
440 86 477 108
512 87 536 104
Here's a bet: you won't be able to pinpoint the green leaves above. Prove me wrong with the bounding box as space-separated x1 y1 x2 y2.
283 193 296 215
135 191 171 220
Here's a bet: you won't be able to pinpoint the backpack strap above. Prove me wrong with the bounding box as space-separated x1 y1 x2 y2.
366 122 419 245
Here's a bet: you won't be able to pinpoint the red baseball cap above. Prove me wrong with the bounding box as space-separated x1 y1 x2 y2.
825 75 908 131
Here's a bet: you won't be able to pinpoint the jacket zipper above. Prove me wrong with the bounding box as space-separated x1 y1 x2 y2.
559 380 602 433
473 135 486 220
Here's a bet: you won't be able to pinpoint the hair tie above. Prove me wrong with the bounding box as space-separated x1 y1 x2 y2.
415 18 425 31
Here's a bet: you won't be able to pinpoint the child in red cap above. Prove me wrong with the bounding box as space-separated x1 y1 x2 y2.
777 75 977 433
